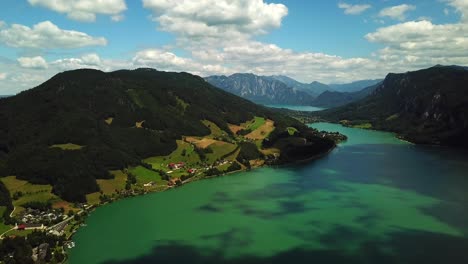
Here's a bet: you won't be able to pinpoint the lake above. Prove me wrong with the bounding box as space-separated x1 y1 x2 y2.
69 123 468 264
264 104 324 112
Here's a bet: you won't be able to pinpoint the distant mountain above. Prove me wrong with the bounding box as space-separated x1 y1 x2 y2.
318 66 468 147
205 73 315 105
329 79 383 92
0 95 12 99
312 83 381 108
269 75 331 97
0 68 336 203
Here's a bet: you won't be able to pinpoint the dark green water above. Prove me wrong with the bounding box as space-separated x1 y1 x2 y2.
69 123 468 264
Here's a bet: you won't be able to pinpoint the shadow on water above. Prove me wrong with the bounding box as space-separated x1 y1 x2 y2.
103 230 468 264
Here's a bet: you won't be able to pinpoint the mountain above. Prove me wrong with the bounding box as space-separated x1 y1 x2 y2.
269 75 331 97
0 68 336 204
311 83 381 108
317 66 468 147
205 73 315 105
329 79 383 92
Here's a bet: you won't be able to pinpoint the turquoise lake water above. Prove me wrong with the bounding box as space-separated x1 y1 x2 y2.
69 123 468 264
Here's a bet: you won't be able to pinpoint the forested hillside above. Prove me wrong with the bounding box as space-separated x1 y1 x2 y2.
0 68 335 203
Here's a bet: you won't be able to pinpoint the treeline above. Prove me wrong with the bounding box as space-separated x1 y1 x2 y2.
0 231 66 264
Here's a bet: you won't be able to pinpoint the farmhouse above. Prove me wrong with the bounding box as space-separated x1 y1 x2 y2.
169 162 185 170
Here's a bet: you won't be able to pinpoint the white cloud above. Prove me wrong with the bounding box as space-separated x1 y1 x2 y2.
447 0 468 21
18 56 48 69
338 2 372 15
28 0 127 22
0 72 6 80
142 0 288 43
379 4 416 21
0 21 107 49
51 53 106 70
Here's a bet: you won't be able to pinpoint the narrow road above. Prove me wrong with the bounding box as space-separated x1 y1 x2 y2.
9 207 15 218
0 227 15 239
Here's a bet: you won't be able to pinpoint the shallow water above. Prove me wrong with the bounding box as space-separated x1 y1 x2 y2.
69 123 468 264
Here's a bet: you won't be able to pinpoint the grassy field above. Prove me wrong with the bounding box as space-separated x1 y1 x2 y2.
104 117 114 125
128 166 167 185
205 141 238 164
98 171 128 194
1 176 59 214
287 127 298 136
144 140 201 170
50 143 84 150
242 117 266 131
202 120 228 138
0 206 11 235
353 123 373 129
245 120 275 140
86 170 130 205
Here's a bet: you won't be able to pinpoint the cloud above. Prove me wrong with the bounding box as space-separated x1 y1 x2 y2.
51 53 105 70
142 0 288 43
447 0 468 21
0 72 6 80
111 14 125 22
0 21 107 49
133 49 230 76
18 56 48 69
338 2 372 15
28 0 127 22
379 4 416 21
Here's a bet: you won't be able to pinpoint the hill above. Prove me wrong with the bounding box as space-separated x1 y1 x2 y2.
317 66 468 147
0 68 337 205
205 74 315 105
311 83 380 108
329 79 383 92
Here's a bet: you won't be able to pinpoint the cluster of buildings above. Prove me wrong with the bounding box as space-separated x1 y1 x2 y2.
18 208 65 225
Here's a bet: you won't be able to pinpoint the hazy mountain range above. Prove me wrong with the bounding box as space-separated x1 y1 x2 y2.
205 73 382 107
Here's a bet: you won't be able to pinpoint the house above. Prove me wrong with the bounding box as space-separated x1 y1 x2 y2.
168 162 185 170
143 181 154 187
187 168 197 174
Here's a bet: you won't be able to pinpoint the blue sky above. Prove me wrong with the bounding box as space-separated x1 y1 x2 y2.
0 0 467 94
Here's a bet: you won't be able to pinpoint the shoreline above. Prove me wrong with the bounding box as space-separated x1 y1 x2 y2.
65 143 337 242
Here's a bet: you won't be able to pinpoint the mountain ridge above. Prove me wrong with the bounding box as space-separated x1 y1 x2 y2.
316 65 468 147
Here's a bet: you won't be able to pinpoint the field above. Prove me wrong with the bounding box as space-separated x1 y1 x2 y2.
202 120 228 138
49 143 84 150
228 124 243 134
242 117 267 131
245 120 275 140
129 166 167 185
86 170 129 205
0 206 12 234
185 137 217 149
1 176 59 215
104 117 114 125
205 141 238 164
287 127 298 136
144 140 201 170
353 123 373 129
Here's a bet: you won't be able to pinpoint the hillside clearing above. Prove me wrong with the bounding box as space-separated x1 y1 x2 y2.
245 120 275 140
50 143 84 150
